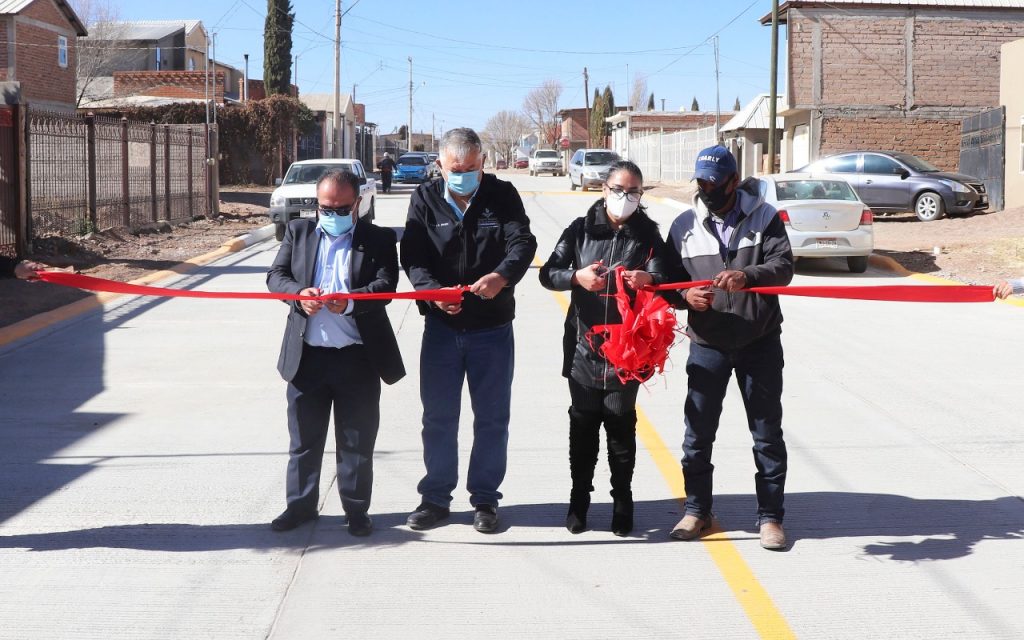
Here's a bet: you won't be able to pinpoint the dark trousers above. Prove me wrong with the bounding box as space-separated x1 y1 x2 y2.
381 172 392 192
285 343 381 516
682 333 787 524
567 378 639 500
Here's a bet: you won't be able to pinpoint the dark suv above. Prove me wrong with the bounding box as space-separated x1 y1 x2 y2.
797 151 988 221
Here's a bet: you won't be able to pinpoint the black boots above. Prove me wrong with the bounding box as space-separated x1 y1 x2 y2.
607 413 637 537
567 408 637 535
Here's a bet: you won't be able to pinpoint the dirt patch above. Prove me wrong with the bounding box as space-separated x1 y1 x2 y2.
650 181 1024 286
0 186 272 329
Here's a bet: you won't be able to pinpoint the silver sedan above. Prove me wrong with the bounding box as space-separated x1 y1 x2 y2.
760 173 874 273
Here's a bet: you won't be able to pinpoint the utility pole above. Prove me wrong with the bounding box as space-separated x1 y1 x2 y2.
211 32 218 123
431 112 435 151
767 0 780 173
243 53 249 102
626 63 630 108
713 35 721 140
333 0 342 158
407 56 413 153
661 98 666 111
583 67 590 146
353 83 358 162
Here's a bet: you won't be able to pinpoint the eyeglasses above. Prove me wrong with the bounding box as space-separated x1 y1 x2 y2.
318 205 354 217
606 186 643 203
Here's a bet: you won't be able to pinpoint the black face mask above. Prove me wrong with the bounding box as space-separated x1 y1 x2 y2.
697 182 732 213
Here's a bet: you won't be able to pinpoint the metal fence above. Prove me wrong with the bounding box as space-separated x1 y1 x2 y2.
0 107 19 258
27 108 212 238
627 125 718 183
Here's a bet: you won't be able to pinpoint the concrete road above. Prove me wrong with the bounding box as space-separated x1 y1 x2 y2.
1 175 1022 639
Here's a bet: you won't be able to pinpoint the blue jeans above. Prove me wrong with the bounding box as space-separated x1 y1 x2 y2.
682 333 787 525
417 316 514 509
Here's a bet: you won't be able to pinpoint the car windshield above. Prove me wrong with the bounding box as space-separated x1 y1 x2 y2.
535 151 558 159
283 164 352 184
891 153 940 173
398 156 426 165
774 179 858 201
585 152 619 165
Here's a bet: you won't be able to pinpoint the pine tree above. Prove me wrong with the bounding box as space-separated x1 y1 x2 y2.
590 90 605 147
602 85 615 137
264 0 295 96
691 96 700 111
647 93 655 111
733 96 741 111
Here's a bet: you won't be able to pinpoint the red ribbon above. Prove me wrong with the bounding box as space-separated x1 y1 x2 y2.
650 281 995 303
36 271 466 304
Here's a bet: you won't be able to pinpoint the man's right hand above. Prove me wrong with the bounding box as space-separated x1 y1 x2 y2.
436 299 462 315
685 286 715 312
299 287 323 316
573 262 607 292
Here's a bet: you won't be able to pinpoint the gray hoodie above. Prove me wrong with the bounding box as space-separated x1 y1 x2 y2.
666 177 794 350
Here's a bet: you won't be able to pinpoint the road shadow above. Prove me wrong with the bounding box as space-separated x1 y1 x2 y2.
219 188 272 208
794 255 912 278
3 492 1019 561
871 248 940 274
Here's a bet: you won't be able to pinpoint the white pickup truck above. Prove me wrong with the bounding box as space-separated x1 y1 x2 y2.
269 158 377 241
529 149 563 176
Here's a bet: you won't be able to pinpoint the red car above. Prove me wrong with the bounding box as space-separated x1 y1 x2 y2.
496 159 508 170
514 158 528 169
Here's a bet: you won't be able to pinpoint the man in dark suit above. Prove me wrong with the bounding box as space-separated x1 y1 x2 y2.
267 170 405 537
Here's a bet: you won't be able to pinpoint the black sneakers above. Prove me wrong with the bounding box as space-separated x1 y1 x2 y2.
406 502 451 530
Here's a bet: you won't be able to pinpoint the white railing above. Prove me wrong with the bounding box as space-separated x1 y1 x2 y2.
627 125 718 183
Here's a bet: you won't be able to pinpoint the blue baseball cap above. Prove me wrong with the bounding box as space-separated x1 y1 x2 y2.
693 145 737 185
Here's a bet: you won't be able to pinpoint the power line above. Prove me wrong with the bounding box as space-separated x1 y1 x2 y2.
650 0 761 78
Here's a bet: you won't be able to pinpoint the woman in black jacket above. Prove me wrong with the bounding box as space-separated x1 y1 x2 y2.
539 160 671 536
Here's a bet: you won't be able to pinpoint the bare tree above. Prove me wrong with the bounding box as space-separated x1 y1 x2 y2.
629 73 648 112
522 79 562 147
71 0 126 107
482 110 530 166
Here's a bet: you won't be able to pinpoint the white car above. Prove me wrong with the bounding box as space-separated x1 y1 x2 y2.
269 159 377 241
529 149 563 176
760 173 873 273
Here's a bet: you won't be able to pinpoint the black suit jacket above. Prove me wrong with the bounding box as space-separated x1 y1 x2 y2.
266 218 406 385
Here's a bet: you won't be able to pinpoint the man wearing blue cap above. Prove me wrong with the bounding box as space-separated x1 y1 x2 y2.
664 145 794 550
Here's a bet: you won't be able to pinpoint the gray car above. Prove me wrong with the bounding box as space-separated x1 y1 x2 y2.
568 148 621 191
797 151 988 221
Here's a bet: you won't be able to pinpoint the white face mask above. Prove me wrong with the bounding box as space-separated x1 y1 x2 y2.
605 192 640 221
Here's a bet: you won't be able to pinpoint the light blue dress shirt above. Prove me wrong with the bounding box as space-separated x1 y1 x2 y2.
444 183 475 220
304 224 362 348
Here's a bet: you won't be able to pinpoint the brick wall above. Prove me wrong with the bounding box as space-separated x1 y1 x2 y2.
913 15 1024 107
114 71 225 102
0 18 8 81
242 79 298 101
14 21 75 106
788 9 815 107
821 116 962 171
819 15 906 107
629 112 724 131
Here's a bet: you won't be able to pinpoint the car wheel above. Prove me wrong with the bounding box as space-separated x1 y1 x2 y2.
847 255 868 273
366 198 375 223
275 223 286 242
914 191 945 221
570 176 577 191
529 169 534 176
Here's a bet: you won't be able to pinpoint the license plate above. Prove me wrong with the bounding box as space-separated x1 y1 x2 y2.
816 238 838 248
300 209 316 218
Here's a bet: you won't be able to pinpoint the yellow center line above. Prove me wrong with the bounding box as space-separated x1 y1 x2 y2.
537 256 795 640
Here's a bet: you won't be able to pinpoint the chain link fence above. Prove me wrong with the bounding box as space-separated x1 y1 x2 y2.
627 125 718 183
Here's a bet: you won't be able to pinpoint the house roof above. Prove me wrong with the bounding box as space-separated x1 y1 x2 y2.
720 94 784 132
84 20 203 42
300 93 354 116
762 0 1024 23
0 0 87 35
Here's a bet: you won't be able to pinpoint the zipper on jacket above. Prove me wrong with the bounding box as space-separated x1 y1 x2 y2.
602 229 621 390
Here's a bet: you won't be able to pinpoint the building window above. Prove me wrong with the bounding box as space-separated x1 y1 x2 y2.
188 57 195 71
156 48 162 70
57 36 68 68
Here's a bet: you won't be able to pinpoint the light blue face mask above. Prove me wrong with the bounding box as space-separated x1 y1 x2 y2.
318 207 355 236
446 170 481 196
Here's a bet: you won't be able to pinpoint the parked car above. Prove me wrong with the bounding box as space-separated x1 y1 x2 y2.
393 153 432 183
761 173 873 273
529 149 563 176
425 152 441 179
796 151 988 221
496 159 508 170
513 157 529 169
269 159 376 241
568 149 621 191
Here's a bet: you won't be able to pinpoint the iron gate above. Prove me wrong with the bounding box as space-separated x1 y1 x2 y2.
960 107 1005 212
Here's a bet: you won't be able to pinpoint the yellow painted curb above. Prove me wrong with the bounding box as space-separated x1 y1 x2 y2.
869 253 1024 307
0 235 253 348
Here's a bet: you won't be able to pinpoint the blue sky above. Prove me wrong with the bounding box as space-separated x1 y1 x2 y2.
110 0 786 135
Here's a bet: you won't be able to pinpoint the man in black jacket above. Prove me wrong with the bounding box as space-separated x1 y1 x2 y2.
665 146 794 550
400 128 537 533
267 170 405 537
